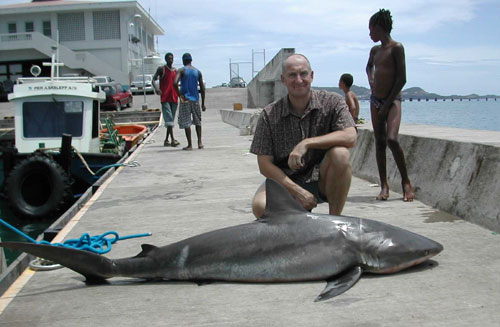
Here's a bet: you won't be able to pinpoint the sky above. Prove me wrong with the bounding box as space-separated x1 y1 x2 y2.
2 0 500 95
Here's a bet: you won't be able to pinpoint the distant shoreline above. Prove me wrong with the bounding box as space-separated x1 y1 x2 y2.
314 86 500 101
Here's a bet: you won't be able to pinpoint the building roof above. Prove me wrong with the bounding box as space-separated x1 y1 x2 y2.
1 0 108 11
0 0 163 35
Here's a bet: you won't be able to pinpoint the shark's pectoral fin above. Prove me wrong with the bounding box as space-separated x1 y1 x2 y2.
315 266 362 302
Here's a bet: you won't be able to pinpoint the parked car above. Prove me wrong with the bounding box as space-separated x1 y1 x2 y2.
229 77 246 88
130 74 156 94
93 76 113 84
100 83 133 111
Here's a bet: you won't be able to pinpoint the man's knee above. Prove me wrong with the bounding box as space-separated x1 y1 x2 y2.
325 147 351 170
252 184 266 219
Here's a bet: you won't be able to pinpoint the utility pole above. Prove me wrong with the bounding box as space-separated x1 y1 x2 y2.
252 49 265 79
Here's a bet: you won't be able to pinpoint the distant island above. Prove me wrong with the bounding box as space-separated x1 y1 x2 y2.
314 86 499 101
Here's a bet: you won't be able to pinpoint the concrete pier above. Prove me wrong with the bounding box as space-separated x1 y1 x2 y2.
1 90 500 326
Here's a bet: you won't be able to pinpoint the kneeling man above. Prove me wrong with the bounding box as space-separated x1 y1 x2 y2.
250 54 357 218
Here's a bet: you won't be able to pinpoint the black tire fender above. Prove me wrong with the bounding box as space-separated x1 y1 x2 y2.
5 155 73 219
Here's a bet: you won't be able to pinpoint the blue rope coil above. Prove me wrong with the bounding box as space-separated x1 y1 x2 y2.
0 218 151 254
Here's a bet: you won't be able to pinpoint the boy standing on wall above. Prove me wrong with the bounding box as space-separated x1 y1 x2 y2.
366 9 415 202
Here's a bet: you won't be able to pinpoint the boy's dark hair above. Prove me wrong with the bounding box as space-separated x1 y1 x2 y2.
340 73 353 88
165 52 173 61
182 53 193 65
370 9 393 33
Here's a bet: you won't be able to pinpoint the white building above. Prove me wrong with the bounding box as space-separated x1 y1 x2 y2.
0 0 164 87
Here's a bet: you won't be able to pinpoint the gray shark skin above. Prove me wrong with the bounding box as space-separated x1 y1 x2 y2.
0 178 443 301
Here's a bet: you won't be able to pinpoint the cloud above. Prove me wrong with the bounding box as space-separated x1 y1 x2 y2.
151 0 483 38
408 43 500 66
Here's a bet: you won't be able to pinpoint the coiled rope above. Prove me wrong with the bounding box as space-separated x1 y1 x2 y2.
0 218 151 254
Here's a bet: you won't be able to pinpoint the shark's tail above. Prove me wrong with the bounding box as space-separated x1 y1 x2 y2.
0 242 114 282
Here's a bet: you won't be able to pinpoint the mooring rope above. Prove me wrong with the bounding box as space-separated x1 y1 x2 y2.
0 218 151 254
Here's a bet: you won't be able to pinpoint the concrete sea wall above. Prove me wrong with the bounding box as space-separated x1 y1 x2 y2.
219 110 500 232
351 125 500 232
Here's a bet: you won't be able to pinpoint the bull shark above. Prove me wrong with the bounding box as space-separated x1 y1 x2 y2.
0 178 443 301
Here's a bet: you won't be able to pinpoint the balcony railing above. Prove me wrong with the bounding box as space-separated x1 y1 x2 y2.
0 33 33 43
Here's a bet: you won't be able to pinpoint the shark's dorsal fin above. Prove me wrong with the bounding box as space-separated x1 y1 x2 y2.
262 178 308 219
136 244 159 257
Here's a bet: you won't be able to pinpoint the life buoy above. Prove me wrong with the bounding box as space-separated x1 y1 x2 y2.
5 155 73 219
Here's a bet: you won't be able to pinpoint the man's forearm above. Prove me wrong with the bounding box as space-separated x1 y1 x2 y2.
303 127 357 151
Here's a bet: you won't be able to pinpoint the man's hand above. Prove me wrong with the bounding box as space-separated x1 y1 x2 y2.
155 89 162 96
293 186 317 211
288 140 308 171
202 104 206 111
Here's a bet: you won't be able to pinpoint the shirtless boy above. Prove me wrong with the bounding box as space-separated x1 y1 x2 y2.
366 9 414 202
339 73 360 123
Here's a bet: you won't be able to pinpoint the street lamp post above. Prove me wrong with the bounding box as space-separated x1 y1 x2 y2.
127 14 141 82
127 14 148 109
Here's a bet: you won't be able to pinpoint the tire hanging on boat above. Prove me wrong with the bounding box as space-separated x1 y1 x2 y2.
5 154 73 219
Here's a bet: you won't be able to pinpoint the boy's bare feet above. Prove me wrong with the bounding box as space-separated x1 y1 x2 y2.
376 184 389 201
402 181 415 202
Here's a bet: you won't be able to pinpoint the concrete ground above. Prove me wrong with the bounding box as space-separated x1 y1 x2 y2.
1 89 500 326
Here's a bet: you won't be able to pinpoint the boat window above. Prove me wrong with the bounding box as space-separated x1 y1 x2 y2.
23 101 84 138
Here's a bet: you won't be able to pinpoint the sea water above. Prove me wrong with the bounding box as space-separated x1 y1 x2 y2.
0 203 49 266
358 99 500 131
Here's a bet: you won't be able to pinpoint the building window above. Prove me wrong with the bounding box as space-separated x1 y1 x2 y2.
147 33 154 51
58 13 85 41
43 21 52 37
8 23 17 34
93 11 121 40
25 22 34 33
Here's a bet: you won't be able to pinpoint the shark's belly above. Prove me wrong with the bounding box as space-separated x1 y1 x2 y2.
160 219 358 282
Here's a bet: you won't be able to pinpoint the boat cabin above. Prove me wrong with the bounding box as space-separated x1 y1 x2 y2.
8 76 105 154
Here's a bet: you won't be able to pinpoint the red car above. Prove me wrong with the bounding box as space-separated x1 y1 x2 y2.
100 83 133 111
